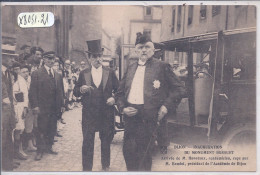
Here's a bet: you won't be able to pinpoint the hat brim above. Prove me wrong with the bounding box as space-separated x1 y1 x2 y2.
2 53 19 57
85 48 104 54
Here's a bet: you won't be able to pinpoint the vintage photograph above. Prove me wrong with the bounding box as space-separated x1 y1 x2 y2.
1 2 257 173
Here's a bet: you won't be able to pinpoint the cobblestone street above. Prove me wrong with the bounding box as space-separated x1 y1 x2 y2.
14 107 172 172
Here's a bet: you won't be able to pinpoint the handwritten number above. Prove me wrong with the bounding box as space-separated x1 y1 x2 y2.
18 12 51 27
24 15 27 25
41 13 48 25
19 17 23 25
28 15 31 24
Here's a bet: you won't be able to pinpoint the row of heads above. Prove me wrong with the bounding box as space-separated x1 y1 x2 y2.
5 32 164 59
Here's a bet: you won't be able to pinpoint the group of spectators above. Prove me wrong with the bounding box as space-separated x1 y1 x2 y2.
2 44 87 170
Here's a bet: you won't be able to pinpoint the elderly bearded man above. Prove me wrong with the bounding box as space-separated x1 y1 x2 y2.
116 33 186 171
73 39 119 171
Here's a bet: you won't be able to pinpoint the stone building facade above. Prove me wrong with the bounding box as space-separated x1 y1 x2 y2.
160 5 257 66
2 5 102 65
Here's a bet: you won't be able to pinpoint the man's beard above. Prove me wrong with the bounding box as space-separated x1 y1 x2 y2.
139 55 152 62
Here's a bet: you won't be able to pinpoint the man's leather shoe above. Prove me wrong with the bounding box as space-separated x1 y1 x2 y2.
13 163 19 169
14 152 27 160
61 119 66 124
14 161 20 166
102 166 110 171
35 153 43 161
46 148 58 155
56 133 62 137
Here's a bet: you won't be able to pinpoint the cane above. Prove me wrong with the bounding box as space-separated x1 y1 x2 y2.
138 121 160 170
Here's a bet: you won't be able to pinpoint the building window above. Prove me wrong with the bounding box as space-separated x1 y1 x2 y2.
200 5 207 20
177 6 182 32
188 6 194 25
172 8 176 33
143 29 151 38
145 7 152 16
212 5 221 17
144 6 152 20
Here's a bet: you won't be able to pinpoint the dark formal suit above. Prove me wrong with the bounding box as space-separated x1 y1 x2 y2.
2 68 16 171
116 57 186 171
73 66 119 171
29 66 64 153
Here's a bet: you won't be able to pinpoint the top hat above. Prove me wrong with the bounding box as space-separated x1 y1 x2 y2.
31 47 44 54
135 32 152 46
42 51 55 59
20 44 30 50
85 39 104 55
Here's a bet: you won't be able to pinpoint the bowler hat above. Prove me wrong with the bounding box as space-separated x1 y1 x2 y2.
20 44 30 50
85 39 104 55
135 32 152 46
43 51 55 59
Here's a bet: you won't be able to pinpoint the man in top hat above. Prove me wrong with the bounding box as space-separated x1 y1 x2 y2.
73 39 119 171
29 51 65 161
27 47 44 72
18 44 31 64
115 33 186 171
2 42 19 170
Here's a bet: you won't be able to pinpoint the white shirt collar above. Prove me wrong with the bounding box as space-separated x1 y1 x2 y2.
2 65 7 73
138 60 146 66
44 65 51 71
91 65 102 71
44 65 54 75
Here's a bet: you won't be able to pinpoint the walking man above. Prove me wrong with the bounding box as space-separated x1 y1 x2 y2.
73 39 119 171
116 33 186 171
29 51 65 161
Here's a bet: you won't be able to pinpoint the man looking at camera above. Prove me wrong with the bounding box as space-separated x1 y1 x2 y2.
116 33 186 171
29 51 65 161
73 39 119 171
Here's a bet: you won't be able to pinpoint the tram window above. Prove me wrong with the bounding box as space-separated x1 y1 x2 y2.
230 53 256 80
223 35 256 81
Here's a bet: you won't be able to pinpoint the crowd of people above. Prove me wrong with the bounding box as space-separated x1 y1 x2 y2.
2 44 86 170
2 33 186 172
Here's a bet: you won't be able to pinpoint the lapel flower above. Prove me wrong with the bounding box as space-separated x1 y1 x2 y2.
153 80 160 89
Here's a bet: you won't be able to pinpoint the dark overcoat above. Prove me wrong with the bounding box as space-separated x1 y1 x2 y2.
116 57 186 116
29 67 64 115
2 71 16 171
73 66 119 132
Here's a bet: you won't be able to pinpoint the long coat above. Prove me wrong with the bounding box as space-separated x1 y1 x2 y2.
29 67 64 115
2 71 16 171
73 66 119 132
116 57 186 116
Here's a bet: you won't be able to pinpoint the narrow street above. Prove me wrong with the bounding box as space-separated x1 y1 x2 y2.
14 107 173 172
15 107 126 171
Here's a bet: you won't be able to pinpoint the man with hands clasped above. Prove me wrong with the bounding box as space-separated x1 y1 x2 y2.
73 39 119 171
116 33 186 171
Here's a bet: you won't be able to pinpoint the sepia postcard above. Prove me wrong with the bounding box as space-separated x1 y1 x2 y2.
1 1 259 175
